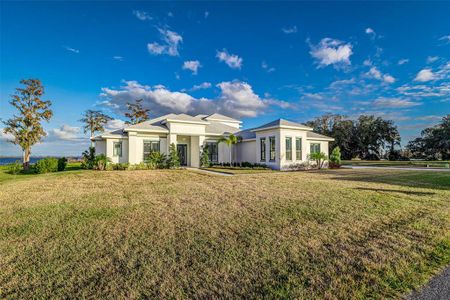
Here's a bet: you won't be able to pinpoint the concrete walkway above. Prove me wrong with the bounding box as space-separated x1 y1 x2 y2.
406 266 450 300
186 167 233 176
343 165 450 172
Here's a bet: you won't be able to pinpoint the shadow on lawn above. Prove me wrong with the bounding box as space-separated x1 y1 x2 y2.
324 170 450 191
354 187 435 196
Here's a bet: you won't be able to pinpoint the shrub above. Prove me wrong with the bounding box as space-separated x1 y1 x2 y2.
81 147 96 169
167 143 180 169
35 157 59 174
7 160 22 175
309 152 328 169
57 157 67 171
200 146 210 168
94 154 110 171
112 163 129 170
329 147 341 168
145 152 167 169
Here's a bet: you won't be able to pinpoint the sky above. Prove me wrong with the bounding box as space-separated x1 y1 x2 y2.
1 1 449 156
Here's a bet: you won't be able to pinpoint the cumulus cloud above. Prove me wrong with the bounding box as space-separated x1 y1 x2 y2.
309 38 353 69
105 119 126 132
261 61 275 73
190 82 212 91
64 46 79 54
365 66 396 83
100 80 289 118
282 26 297 34
373 97 421 108
182 60 201 75
133 10 152 21
147 28 182 56
426 56 439 64
216 49 243 69
414 68 435 82
49 125 81 141
398 58 409 65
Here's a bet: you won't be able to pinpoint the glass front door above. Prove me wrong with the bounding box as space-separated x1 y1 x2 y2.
177 144 188 166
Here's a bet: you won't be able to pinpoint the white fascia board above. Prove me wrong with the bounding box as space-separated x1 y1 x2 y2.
251 125 313 132
306 137 335 141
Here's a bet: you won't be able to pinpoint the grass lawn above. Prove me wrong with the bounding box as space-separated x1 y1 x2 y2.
1 168 449 298
342 160 450 169
203 167 274 174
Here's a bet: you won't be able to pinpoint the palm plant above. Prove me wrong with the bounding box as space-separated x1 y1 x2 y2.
218 133 241 164
79 110 112 147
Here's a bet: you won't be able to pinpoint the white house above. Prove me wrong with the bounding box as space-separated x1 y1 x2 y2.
93 113 334 170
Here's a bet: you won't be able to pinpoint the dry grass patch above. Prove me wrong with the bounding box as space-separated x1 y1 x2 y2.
0 169 449 298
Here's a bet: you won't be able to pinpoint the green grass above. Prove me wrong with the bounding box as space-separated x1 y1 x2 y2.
342 160 450 168
0 168 449 298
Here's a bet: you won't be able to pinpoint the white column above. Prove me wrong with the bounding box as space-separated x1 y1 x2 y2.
190 135 205 168
128 132 138 164
167 133 177 153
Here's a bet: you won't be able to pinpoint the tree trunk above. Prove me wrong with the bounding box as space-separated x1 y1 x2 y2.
23 147 30 170
90 131 94 148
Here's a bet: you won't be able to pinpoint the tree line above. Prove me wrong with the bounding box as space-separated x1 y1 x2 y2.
2 79 449 169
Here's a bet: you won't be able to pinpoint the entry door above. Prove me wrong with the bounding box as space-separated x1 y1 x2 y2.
177 144 187 166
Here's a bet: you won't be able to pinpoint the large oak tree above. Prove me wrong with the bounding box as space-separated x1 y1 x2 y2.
3 79 53 169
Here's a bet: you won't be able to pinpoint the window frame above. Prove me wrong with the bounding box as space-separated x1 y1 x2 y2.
310 143 321 154
113 141 122 157
269 136 276 162
260 137 266 162
285 137 292 161
206 141 218 163
143 140 160 160
295 137 302 161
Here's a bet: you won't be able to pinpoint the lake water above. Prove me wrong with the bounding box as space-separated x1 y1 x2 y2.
0 157 41 165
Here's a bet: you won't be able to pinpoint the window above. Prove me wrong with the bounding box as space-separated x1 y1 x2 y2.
143 140 160 160
296 138 302 160
310 143 321 154
269 136 276 161
206 142 218 162
260 138 266 161
285 137 292 161
113 141 122 157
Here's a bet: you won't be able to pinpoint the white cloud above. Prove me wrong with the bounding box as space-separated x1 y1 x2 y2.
191 82 212 91
49 125 81 140
167 11 174 17
216 49 243 69
133 10 152 21
64 46 79 54
105 119 126 132
365 66 396 83
0 129 14 142
439 35 450 43
373 97 421 108
113 56 124 61
301 93 324 100
414 68 435 82
398 58 409 65
282 26 297 34
204 11 209 18
365 27 376 39
309 38 353 69
100 80 288 118
182 60 201 75
147 28 182 56
426 56 439 64
397 82 450 98
261 61 275 73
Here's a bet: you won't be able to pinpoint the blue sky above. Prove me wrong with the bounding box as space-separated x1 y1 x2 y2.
1 1 449 156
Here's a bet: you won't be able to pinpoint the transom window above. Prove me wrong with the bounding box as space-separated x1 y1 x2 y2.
269 136 276 161
285 137 292 161
206 142 218 162
143 140 160 160
113 141 122 157
310 143 321 154
296 138 302 160
260 138 266 161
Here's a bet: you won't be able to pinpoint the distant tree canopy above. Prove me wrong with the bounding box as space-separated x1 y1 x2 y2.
79 110 112 146
125 99 150 125
406 115 450 160
3 79 53 169
305 114 401 160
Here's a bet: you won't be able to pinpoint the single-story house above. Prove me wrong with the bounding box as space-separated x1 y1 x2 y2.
92 113 334 170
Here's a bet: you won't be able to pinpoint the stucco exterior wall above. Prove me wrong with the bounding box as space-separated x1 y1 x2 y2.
94 140 106 155
255 128 281 169
235 140 256 163
105 138 129 164
279 128 309 170
167 122 206 135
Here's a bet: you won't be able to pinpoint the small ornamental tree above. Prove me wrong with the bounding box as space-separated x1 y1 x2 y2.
309 152 328 169
3 79 53 170
329 146 342 168
167 143 180 169
201 145 210 168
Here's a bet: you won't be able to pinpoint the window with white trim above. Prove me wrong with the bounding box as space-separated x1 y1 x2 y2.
310 143 321 154
260 138 266 161
285 137 292 161
296 138 302 160
269 136 276 161
143 140 160 160
113 141 122 157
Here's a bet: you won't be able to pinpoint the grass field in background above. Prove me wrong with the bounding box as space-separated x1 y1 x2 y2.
1 168 449 298
342 160 450 168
